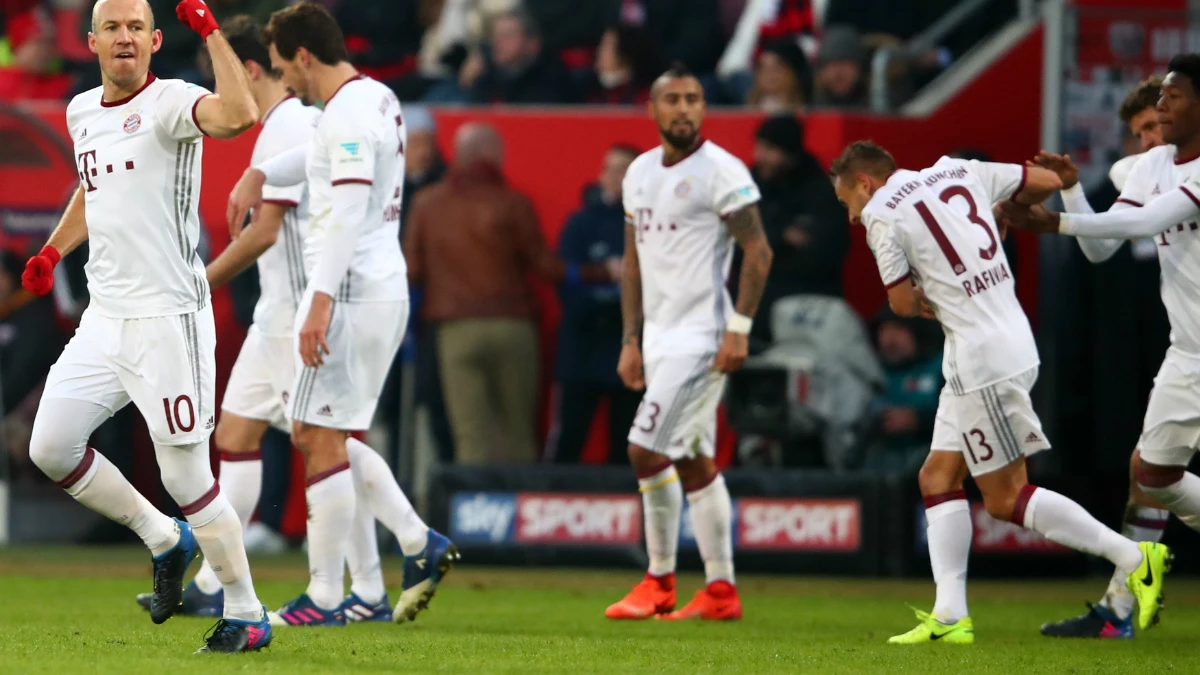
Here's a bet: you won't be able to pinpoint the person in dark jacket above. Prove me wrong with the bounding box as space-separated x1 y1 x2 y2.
334 0 430 100
549 145 642 464
584 23 662 105
615 0 724 74
744 114 849 346
467 9 577 104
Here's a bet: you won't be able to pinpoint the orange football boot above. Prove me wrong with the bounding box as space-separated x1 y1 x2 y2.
657 580 742 621
605 573 676 619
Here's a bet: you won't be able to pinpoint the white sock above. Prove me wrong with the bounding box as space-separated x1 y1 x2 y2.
347 495 386 605
925 492 971 623
217 451 262 528
345 438 428 557
182 484 263 621
192 451 264 596
1020 486 1143 573
686 473 735 585
1141 471 1200 532
58 448 179 556
304 464 356 610
1099 505 1167 618
638 464 682 577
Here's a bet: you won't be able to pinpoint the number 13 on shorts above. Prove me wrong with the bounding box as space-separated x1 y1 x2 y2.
930 370 1052 477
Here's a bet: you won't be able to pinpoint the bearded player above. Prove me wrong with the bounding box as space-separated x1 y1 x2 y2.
1003 53 1200 635
605 64 773 621
226 2 456 627
1033 76 1173 639
20 0 270 653
830 140 1171 644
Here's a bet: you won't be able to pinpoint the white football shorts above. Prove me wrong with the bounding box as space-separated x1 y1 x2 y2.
1139 349 1200 466
930 368 1051 477
41 305 216 446
627 352 726 461
288 290 408 431
221 324 295 433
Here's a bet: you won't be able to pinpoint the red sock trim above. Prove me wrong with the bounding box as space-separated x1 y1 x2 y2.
180 482 221 516
55 446 96 489
1137 467 1186 488
305 461 351 487
923 489 967 509
1011 484 1039 526
685 471 720 494
635 460 673 480
219 450 262 462
1131 517 1169 530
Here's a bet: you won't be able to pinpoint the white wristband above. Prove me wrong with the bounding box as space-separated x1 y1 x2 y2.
727 313 753 335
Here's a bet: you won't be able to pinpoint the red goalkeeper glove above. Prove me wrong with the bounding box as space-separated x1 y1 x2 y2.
22 245 60 296
176 0 219 40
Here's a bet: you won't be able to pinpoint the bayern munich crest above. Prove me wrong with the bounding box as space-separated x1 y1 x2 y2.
123 113 141 134
674 179 691 198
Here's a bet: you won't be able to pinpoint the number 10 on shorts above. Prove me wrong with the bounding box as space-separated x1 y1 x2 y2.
162 395 196 434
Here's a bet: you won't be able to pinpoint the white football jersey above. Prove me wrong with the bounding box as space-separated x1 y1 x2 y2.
250 95 320 336
1115 144 1200 357
304 75 406 302
863 157 1037 394
622 140 761 358
67 74 211 318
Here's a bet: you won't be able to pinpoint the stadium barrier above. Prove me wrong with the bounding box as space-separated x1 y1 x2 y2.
428 465 1102 578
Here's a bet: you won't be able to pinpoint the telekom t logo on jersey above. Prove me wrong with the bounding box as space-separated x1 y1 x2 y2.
77 150 137 192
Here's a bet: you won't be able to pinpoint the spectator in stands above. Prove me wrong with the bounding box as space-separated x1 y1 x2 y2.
0 249 68 477
0 0 69 100
618 0 724 75
462 9 577 104
744 114 848 346
334 0 431 100
584 23 661 105
549 144 641 464
404 123 617 465
745 39 810 114
402 105 446 228
812 25 867 108
718 0 816 101
862 308 942 474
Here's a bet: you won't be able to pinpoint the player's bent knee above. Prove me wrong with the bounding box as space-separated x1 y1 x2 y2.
981 486 1020 523
154 441 215 505
674 457 717 492
28 415 88 480
628 443 670 475
917 452 962 496
1137 459 1187 490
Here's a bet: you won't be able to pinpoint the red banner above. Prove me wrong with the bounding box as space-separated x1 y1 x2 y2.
737 498 861 551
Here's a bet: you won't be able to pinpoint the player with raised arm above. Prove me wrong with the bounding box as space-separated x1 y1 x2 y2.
1002 57 1200 612
605 64 772 621
125 14 325 619
224 2 456 627
1034 76 1171 639
19 0 271 653
830 141 1172 644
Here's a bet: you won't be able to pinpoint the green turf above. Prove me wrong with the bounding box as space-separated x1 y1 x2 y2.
1 546 1199 674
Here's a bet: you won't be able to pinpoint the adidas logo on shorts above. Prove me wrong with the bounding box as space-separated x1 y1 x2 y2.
316 404 333 417
1025 431 1040 443
204 416 215 430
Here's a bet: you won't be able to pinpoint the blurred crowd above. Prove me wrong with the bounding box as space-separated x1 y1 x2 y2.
0 0 1019 109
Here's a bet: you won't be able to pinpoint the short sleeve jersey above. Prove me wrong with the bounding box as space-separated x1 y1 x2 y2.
303 75 406 302
250 95 320 335
862 157 1037 394
1115 145 1200 358
622 140 761 359
66 73 211 318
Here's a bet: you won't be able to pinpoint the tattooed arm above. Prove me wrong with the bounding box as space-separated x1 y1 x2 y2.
727 203 774 318
715 203 773 373
617 219 646 389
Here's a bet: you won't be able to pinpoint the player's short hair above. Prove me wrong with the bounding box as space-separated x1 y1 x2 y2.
609 143 641 160
1167 54 1200 94
264 2 349 66
222 15 275 78
829 140 897 180
1119 75 1164 124
651 62 699 99
91 0 154 33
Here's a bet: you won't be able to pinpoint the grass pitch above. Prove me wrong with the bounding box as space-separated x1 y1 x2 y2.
2 546 1200 674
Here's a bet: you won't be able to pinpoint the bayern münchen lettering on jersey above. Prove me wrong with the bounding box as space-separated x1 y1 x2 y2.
622 140 761 358
863 157 1037 393
1118 144 1200 357
251 96 319 335
67 73 210 318
304 75 406 302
